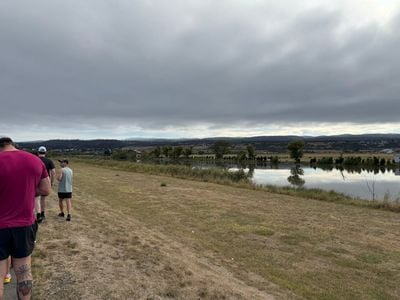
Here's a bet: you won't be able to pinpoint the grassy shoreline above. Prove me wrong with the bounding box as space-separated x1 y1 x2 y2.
73 157 400 213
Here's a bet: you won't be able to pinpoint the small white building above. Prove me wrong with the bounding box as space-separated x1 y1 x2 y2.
381 149 394 154
394 155 400 164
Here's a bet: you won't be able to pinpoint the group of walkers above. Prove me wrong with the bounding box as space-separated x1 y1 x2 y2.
34 147 73 223
0 137 73 300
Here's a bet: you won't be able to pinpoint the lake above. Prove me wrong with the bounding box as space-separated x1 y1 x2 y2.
244 165 400 201
154 160 400 201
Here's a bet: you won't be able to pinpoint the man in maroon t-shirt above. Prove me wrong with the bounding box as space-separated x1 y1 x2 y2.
0 137 51 300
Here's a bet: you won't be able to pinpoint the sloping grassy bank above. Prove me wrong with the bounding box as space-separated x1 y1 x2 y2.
74 158 400 213
75 157 250 184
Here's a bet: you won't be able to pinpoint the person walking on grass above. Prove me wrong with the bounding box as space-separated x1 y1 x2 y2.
0 137 51 300
57 159 73 221
34 146 55 223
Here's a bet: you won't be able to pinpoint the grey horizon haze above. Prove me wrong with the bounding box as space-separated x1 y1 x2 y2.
1 0 400 141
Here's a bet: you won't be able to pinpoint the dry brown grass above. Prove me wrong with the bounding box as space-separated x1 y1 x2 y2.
31 161 400 299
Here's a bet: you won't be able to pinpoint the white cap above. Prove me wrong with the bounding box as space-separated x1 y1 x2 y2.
38 146 47 153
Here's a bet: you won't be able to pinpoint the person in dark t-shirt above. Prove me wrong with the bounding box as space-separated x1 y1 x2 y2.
35 146 55 222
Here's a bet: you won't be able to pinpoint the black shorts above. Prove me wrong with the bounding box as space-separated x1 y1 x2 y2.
0 222 38 260
58 192 72 199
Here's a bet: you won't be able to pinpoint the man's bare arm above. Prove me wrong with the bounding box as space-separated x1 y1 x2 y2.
56 169 63 182
36 177 51 196
50 168 56 186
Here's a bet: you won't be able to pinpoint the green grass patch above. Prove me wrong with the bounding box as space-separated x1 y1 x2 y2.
357 252 384 264
280 233 312 246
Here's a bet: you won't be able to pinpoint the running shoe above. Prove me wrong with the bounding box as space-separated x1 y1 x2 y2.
58 212 65 217
66 214 71 221
4 273 11 284
36 213 42 223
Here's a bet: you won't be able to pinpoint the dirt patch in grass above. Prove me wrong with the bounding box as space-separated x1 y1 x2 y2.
32 161 400 299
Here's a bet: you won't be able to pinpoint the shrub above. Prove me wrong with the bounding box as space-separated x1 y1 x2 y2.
317 157 333 165
270 156 280 164
343 156 362 166
335 156 344 164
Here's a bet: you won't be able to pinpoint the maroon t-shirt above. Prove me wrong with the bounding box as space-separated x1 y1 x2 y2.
0 150 48 228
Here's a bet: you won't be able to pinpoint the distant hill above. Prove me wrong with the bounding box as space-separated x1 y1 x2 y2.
17 134 400 153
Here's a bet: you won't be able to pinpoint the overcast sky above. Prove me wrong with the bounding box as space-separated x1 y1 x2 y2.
1 0 400 141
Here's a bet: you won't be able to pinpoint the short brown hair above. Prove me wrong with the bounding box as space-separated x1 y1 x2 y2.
0 137 15 148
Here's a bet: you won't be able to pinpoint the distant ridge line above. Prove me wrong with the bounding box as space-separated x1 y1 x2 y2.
14 133 400 154
17 133 400 144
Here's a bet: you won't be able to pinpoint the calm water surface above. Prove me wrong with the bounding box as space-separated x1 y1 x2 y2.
248 166 400 201
156 160 400 201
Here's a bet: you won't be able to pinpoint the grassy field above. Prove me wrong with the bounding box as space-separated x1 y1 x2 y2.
31 160 400 299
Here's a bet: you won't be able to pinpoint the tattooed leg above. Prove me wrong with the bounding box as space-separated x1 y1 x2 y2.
16 280 32 299
13 256 32 300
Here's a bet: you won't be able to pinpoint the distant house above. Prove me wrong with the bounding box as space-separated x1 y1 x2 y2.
189 154 216 160
222 154 238 160
381 149 394 154
394 155 400 164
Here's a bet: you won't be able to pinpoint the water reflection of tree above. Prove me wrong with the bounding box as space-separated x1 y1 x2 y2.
287 166 305 187
309 163 395 175
247 164 255 178
335 165 388 175
319 165 334 171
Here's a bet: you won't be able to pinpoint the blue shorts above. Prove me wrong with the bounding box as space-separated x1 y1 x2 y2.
0 222 37 260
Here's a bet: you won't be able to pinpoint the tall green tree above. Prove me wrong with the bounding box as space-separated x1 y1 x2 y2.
153 146 161 158
162 145 172 157
212 141 231 159
246 144 256 159
172 146 183 159
237 150 247 161
183 147 193 158
288 140 305 163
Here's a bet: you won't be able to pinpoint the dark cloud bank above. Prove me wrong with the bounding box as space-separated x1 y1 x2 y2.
0 1 399 134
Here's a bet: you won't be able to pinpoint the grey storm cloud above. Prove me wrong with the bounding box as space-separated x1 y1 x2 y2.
1 0 400 131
